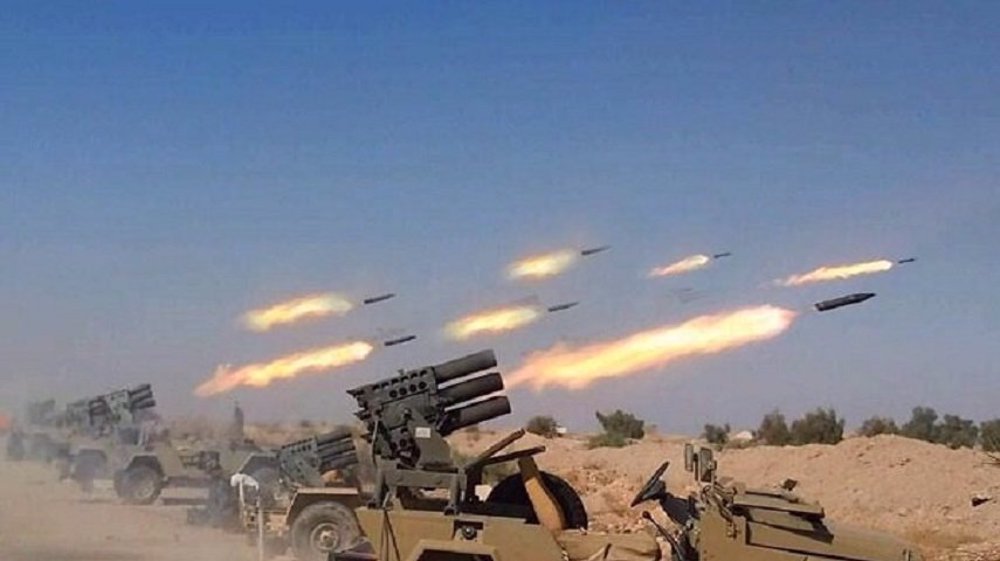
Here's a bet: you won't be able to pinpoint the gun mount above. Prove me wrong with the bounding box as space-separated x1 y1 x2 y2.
278 427 359 488
348 349 513 510
628 444 924 561
86 384 156 434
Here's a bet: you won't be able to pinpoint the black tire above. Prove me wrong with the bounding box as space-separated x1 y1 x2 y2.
290 502 361 561
486 471 588 529
119 465 163 505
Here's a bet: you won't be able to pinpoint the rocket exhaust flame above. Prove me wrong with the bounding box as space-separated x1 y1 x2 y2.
648 254 711 277
776 259 894 287
507 250 579 280
194 341 374 396
446 304 542 340
507 305 797 390
242 293 354 331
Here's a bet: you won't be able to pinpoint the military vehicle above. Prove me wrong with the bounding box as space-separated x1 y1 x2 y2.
22 399 61 462
113 403 271 505
231 427 366 561
324 348 922 561
635 443 925 561
64 384 157 489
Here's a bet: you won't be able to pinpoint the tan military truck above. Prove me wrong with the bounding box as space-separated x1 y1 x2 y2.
329 349 923 561
233 427 368 561
115 439 270 504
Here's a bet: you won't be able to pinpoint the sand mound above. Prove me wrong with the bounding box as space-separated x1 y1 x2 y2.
451 431 1000 557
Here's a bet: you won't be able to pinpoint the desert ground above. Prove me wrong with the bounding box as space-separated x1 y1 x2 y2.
3 429 999 561
449 429 1000 561
0 455 257 561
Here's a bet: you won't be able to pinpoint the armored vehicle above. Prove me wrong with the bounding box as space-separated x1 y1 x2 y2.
114 402 272 505
115 438 269 504
231 427 366 561
22 399 62 462
328 349 922 561
65 384 157 490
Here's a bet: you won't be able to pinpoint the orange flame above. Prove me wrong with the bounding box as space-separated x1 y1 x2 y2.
507 250 578 280
242 293 354 332
507 305 797 390
776 260 894 287
194 341 374 396
446 305 542 340
648 254 711 277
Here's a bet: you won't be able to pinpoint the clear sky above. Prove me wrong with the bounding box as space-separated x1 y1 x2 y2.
2 2 997 433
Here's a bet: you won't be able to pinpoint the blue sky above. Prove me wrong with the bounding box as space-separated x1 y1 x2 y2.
2 2 997 432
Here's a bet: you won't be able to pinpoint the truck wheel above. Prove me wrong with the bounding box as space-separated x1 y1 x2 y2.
487 471 589 529
119 465 163 505
290 502 361 561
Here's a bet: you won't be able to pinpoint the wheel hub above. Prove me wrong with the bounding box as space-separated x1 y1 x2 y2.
311 522 340 552
131 473 155 499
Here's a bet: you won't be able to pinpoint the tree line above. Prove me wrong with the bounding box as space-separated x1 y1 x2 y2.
704 406 1000 450
522 407 1000 452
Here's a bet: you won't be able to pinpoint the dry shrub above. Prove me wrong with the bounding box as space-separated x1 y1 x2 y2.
600 488 630 518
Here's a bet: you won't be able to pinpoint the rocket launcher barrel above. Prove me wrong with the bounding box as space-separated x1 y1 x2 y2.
322 454 359 471
318 439 360 472
347 349 510 470
315 427 353 448
86 384 156 424
316 438 355 458
430 349 498 384
279 428 350 458
438 372 504 406
440 395 511 434
277 428 358 486
128 384 156 410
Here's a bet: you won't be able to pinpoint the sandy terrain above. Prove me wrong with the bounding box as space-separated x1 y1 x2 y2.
3 430 998 561
0 457 257 561
451 430 1000 561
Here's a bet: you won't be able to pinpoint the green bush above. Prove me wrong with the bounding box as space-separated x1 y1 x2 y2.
595 410 645 440
791 408 844 445
858 416 899 437
901 406 938 442
525 415 559 438
756 410 791 446
586 431 628 449
981 419 1000 453
936 414 978 449
702 423 731 449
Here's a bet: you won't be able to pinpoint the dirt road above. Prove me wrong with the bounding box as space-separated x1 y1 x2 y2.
0 458 257 561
